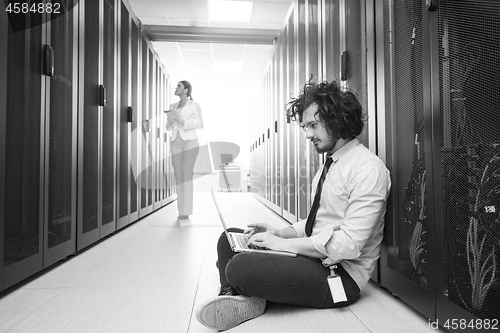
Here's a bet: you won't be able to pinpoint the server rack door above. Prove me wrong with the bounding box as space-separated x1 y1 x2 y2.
139 38 149 217
296 0 311 221
101 0 117 237
286 10 298 222
377 0 436 320
280 25 289 218
163 73 170 204
306 0 321 191
168 76 173 201
43 1 78 267
117 1 130 229
434 0 500 327
77 0 103 250
264 61 269 201
277 32 286 215
153 59 161 208
344 0 369 146
129 17 140 222
322 0 341 83
250 91 260 198
147 48 155 213
260 72 266 202
271 51 279 212
261 78 265 202
0 6 44 291
156 67 163 205
162 74 172 204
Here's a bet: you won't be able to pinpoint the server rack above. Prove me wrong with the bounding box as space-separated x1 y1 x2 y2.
117 0 132 229
1 2 45 290
432 0 500 328
43 0 79 266
0 0 175 292
77 0 117 250
305 0 321 186
377 0 437 320
285 9 298 223
129 13 141 224
377 0 500 329
295 0 311 222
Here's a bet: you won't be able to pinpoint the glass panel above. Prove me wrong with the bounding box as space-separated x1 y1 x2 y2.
82 0 100 234
438 0 500 319
384 0 428 289
47 0 75 248
324 0 340 82
287 11 296 216
130 20 139 214
282 26 288 213
148 49 154 206
3 13 42 266
297 0 308 220
102 0 115 226
344 0 368 145
155 61 160 203
307 0 320 189
141 39 148 209
275 39 281 208
271 53 277 205
118 2 129 219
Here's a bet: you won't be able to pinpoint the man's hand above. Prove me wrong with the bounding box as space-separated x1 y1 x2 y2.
247 232 286 251
244 223 278 237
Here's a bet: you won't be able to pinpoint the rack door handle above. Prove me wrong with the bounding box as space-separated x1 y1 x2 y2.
43 44 54 77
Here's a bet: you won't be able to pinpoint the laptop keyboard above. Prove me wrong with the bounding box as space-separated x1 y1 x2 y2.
234 233 267 250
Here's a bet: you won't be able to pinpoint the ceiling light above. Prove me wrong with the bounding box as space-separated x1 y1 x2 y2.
214 61 243 71
209 0 253 22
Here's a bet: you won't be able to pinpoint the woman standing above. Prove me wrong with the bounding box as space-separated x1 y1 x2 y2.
166 81 204 220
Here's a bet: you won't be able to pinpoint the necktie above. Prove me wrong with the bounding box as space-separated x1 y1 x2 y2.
305 157 334 236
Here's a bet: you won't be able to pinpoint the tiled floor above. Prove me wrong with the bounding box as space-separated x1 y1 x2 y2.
0 190 446 332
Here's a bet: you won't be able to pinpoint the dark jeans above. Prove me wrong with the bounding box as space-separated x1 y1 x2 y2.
217 228 360 309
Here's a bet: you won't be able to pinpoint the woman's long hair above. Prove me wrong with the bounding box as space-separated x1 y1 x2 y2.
180 80 193 100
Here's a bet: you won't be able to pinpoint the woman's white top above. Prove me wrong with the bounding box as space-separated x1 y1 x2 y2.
167 100 204 141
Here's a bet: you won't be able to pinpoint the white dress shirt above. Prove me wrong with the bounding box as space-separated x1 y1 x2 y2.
291 138 391 291
167 100 203 141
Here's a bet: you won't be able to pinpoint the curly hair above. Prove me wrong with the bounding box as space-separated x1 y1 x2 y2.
285 80 365 139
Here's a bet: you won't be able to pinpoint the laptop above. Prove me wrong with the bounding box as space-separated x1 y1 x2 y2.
210 188 297 257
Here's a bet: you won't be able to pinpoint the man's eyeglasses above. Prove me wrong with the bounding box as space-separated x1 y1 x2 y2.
300 121 320 132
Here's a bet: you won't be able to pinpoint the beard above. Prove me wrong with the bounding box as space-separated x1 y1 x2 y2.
311 136 337 154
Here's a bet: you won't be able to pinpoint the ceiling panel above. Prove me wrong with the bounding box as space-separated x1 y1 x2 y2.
177 42 213 51
126 0 293 98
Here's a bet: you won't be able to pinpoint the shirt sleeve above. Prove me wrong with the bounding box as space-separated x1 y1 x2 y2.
291 219 307 238
183 103 204 130
309 160 389 262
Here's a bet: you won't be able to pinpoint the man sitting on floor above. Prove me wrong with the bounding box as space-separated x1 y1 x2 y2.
195 80 391 331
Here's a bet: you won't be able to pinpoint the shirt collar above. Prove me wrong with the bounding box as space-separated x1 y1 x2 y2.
327 138 360 163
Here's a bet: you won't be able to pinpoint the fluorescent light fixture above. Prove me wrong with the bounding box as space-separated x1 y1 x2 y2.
214 61 243 71
209 0 253 22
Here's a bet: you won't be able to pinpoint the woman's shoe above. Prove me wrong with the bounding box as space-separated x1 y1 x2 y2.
178 215 190 220
195 295 266 331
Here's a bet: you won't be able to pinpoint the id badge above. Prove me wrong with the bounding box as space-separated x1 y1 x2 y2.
326 265 347 303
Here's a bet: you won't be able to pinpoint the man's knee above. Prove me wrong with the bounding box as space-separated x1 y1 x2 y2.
225 253 253 288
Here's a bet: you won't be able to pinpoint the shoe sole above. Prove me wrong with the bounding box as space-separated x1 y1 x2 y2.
196 295 266 331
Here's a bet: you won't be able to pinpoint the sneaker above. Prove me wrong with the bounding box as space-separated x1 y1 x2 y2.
195 295 266 331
